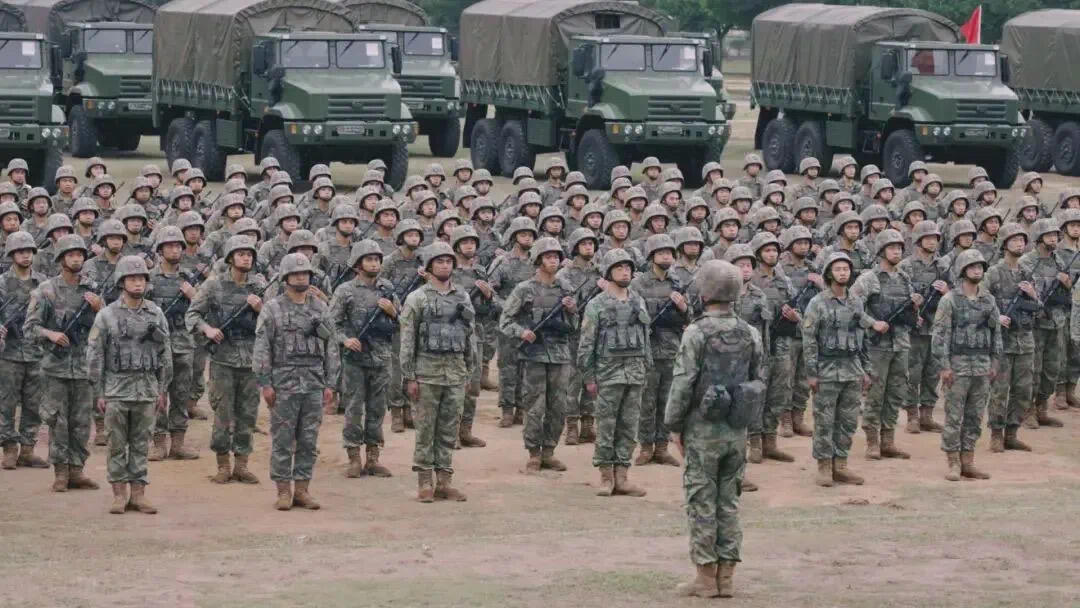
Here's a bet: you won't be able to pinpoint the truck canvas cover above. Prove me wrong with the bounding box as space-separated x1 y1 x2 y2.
154 0 360 88
335 0 426 26
1001 10 1080 91
0 2 27 31
460 0 666 86
10 0 155 42
752 3 959 88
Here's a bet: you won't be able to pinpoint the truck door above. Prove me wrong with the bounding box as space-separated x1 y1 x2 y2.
869 46 902 121
566 42 596 116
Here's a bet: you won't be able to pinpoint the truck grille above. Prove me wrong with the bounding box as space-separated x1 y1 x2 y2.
0 96 34 121
397 75 443 97
956 100 1008 123
327 95 386 120
119 76 151 97
647 96 703 120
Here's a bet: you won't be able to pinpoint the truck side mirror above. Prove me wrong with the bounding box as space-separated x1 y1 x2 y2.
252 45 268 75
60 32 73 58
1000 55 1011 84
896 71 913 107
571 46 588 78
588 69 604 106
391 45 402 75
702 48 713 78
449 36 458 62
881 52 898 81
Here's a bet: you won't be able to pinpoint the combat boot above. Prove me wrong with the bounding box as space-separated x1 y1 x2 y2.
51 464 69 492
525 449 541 474
292 480 320 509
791 409 813 437
512 407 524 425
919 406 944 432
365 445 392 477
613 465 646 497
109 483 127 514
741 477 758 492
762 434 795 462
390 407 405 433
403 407 415 429
480 361 498 391
458 421 486 448
596 464 615 496
815 459 834 487
748 434 763 463
16 443 48 468
1004 427 1031 451
128 483 157 514
540 447 567 471
832 458 864 485
864 428 881 460
232 454 259 484
67 465 99 490
210 452 231 484
578 415 596 443
2 443 18 469
653 442 680 466
1067 383 1080 409
498 408 514 428
716 561 736 598
148 434 168 461
634 443 654 466
1054 386 1070 411
186 399 208 421
1036 400 1064 427
904 407 921 434
434 470 467 501
779 411 794 437
675 563 719 598
880 429 910 459
989 428 1005 453
275 482 292 510
564 416 579 445
1022 407 1040 429
945 452 961 481
345 447 365 478
168 431 199 460
960 451 990 480
417 470 435 502
93 418 107 446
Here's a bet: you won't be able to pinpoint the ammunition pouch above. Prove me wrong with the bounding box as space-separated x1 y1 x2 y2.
727 380 766 430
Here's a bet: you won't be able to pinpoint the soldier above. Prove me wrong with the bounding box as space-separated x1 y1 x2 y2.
83 218 127 445
556 228 603 445
52 165 78 215
540 157 567 206
1018 171 1045 213
449 225 492 448
86 255 172 514
380 218 426 432
489 216 537 427
898 161 928 205
709 207 741 261
666 259 763 598
117 204 154 260
937 192 971 254
917 173 944 222
737 153 765 201
597 210 641 269
791 157 821 201
370 199 400 255
434 208 461 245
818 210 872 277
73 157 106 200
804 252 871 486
450 159 474 195
258 203 302 273
778 225 822 437
836 155 860 195
1057 209 1080 410
851 229 921 460
399 241 475 503
70 197 98 246
932 249 1002 481
631 203 671 255
640 156 663 201
186 235 268 485
5 158 29 204
986 223 1038 452
973 207 1003 268
301 177 336 233
856 164 881 211
577 249 651 498
20 188 52 243
33 214 74 278
691 161 725 202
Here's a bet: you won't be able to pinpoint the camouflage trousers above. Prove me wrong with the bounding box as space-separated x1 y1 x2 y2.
788 338 810 414
269 391 323 482
812 381 860 460
1061 332 1080 390
42 376 92 466
521 362 568 451
496 336 521 411
106 400 155 484
209 363 259 455
564 337 594 417
592 382 642 467
861 348 908 432
341 362 389 448
0 359 42 446
637 358 674 445
683 436 745 564
989 352 1034 430
412 382 464 473
941 375 989 453
188 345 209 404
480 316 498 365
751 337 792 436
388 332 407 413
906 334 941 410
463 332 485 427
1033 327 1064 403
154 352 193 435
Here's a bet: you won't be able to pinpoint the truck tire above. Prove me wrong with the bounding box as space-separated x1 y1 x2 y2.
192 120 227 182
881 129 923 188
761 116 796 174
385 138 409 192
115 132 141 152
260 129 301 183
677 149 707 189
165 116 195 172
1020 118 1054 172
577 128 618 190
985 145 1021 189
428 117 461 158
499 119 535 178
470 118 500 172
33 147 63 195
68 105 98 158
794 120 833 176
1053 121 1080 176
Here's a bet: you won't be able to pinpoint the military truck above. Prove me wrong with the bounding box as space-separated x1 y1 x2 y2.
1002 10 1080 175
333 0 461 157
668 31 736 122
459 0 730 190
752 4 1023 188
11 0 156 157
0 2 66 192
153 0 415 188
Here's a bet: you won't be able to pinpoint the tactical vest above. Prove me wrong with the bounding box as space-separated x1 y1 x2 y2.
151 272 188 331
217 280 259 340
520 281 571 338
950 294 993 355
693 320 753 406
819 300 863 358
997 267 1037 330
103 308 162 373
595 295 649 357
270 301 326 367
1030 254 1070 308
639 274 682 330
453 265 495 318
348 282 396 344
734 288 768 339
474 228 501 268
419 289 471 354
496 256 534 298
867 270 912 323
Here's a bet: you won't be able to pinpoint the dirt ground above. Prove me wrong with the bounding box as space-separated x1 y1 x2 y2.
3 91 1080 607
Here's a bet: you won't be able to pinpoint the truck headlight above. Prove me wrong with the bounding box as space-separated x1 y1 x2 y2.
1012 128 1019 137
107 101 115 110
41 128 50 138
52 128 61 138
302 125 312 135
943 127 951 136
393 125 402 135
403 123 412 135
933 127 941 136
708 126 717 136
313 125 323 135
633 125 643 135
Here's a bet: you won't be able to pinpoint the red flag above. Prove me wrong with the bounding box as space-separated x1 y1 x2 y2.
960 6 982 44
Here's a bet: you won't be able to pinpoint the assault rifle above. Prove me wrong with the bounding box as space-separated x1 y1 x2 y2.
772 281 819 339
868 298 917 345
160 267 211 319
330 263 355 291
0 293 23 341
206 273 281 353
648 275 686 330
349 285 397 348
51 279 116 355
1038 248 1080 307
517 275 591 349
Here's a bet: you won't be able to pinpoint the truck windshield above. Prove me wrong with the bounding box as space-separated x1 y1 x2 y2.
84 29 126 54
336 40 385 68
403 32 444 56
905 49 949 75
954 49 996 76
651 44 697 71
281 40 330 68
132 30 152 54
600 43 645 71
0 39 41 68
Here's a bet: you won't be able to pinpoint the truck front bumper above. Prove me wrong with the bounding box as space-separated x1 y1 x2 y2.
83 98 153 119
403 97 459 120
606 121 731 147
285 121 418 146
0 123 68 149
915 123 1026 147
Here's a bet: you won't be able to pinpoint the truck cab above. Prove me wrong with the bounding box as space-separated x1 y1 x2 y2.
0 32 66 191
668 30 736 120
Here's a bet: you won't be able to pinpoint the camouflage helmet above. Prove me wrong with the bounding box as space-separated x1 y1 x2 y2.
274 203 301 226
231 217 261 236
610 165 632 182
506 216 538 244
434 208 461 235
675 226 706 251
761 182 785 203
92 174 117 193
644 233 676 260
1031 218 1060 243
661 167 684 183
354 184 381 205
765 169 786 185
538 205 565 227
685 196 710 215
1017 195 1041 212
225 163 246 179
702 161 724 180
602 209 632 235
874 228 905 256
713 207 741 230
453 158 474 175
368 158 388 173
330 203 360 226
529 236 565 265
184 168 206 184
860 164 881 183
287 229 320 253
361 170 383 186
512 166 534 183
394 218 424 245
52 234 87 262
517 191 542 211
871 178 895 199
470 196 496 217
641 156 662 171
279 252 314 278
907 160 928 176
545 156 568 174
170 186 195 207
424 163 446 179
901 200 927 222
730 186 753 203
154 225 185 251
831 191 856 212
26 187 50 207
998 222 1029 250
967 165 989 184
817 179 839 197
471 168 494 185
69 197 97 219
45 213 72 237
54 165 77 184
779 225 813 251
414 188 439 210
1059 187 1080 208
96 219 127 243
177 210 205 233
4 230 35 256
792 196 818 218
943 190 970 213
723 243 756 267
833 210 863 237
170 158 191 175
311 176 335 196
602 248 635 279
973 206 1004 232
450 224 480 251
822 251 854 283
258 156 280 174
85 156 107 177
270 172 293 187
710 178 733 195
949 219 977 244
225 178 249 196
422 241 457 271
0 200 21 221
836 155 857 171
743 153 764 170
269 184 294 204
625 185 649 205
114 255 150 284
5 158 27 174
643 203 669 227
799 157 821 174
954 248 988 277
117 203 148 224
972 181 997 201
517 177 540 196
696 260 741 303
453 185 478 207
375 199 400 221
860 203 889 225
752 205 781 228
308 163 331 182
610 176 632 193
922 173 943 191
1059 208 1080 229
911 220 941 245
580 202 606 224
218 192 246 213
224 235 258 264
131 176 153 195
750 230 781 256
565 183 589 203
348 239 384 267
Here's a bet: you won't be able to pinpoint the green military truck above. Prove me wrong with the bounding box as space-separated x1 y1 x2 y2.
1002 10 1080 175
0 2 66 191
334 0 461 157
459 0 730 190
668 31 736 122
752 4 1023 188
12 0 156 157
153 0 415 188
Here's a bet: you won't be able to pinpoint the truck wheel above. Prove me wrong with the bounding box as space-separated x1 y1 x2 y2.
260 129 301 183
761 116 796 173
165 116 195 172
881 129 923 188
577 128 618 190
385 138 409 192
32 147 63 195
116 132 141 152
1020 118 1054 172
985 145 1021 189
794 120 833 176
192 120 227 182
1053 121 1080 176
428 117 461 158
470 118 500 172
499 120 535 178
677 150 706 189
68 105 98 158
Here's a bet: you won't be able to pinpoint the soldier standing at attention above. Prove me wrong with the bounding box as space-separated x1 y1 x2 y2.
777 225 822 438
737 153 765 201
577 249 651 498
556 228 603 445
489 216 537 427
666 260 765 598
933 250 1002 481
448 225 492 448
86 255 173 514
399 242 476 503
255 253 337 511
380 218 425 432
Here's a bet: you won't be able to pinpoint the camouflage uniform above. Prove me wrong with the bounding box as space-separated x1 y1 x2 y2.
378 233 424 430
449 233 495 440
0 256 45 466
748 244 795 458
489 243 535 422
896 232 947 434
985 253 1037 447
778 248 817 435
1019 240 1072 418
555 239 602 443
